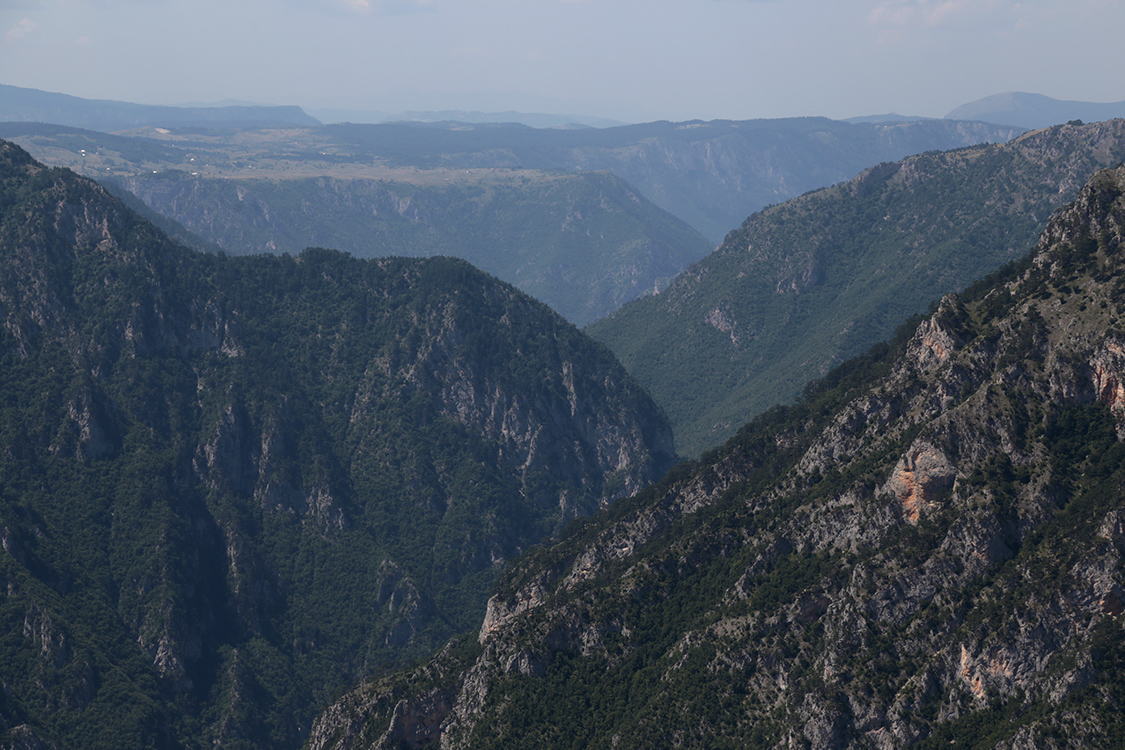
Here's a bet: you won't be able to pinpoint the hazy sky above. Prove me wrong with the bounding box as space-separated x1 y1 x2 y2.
2 0 1123 122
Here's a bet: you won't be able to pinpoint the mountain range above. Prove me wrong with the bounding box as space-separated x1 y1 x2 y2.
307 158 1125 750
1 114 1020 325
103 169 711 327
3 82 1125 750
316 117 1024 245
589 119 1125 456
7 82 1120 139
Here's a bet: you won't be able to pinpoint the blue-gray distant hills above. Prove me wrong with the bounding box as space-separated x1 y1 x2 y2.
3 112 1023 325
0 83 320 131
319 117 1026 244
947 92 1125 130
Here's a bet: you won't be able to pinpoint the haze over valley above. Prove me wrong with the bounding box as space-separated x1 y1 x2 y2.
1 0 1125 748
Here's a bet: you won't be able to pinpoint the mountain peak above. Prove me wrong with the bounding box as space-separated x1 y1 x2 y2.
946 92 1125 129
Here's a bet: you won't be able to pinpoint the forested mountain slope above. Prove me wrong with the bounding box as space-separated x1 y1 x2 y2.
0 141 674 749
590 119 1125 456
309 164 1125 750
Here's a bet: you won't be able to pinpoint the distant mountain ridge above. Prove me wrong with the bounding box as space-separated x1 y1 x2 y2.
0 83 320 131
104 169 712 327
2 115 1019 326
322 117 1025 244
947 92 1125 130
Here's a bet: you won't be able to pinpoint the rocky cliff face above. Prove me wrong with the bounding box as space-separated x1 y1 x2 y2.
308 166 1125 748
0 141 674 749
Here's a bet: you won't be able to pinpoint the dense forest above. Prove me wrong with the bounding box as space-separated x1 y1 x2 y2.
590 119 1125 455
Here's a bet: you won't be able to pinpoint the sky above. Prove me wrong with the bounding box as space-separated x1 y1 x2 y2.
2 0 1123 123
